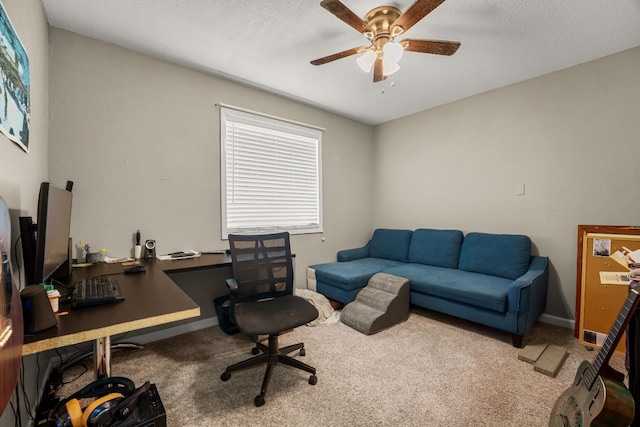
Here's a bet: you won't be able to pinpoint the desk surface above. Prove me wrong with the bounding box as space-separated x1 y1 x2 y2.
21 256 222 356
158 253 231 273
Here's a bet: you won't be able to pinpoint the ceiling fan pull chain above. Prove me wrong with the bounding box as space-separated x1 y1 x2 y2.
381 76 396 94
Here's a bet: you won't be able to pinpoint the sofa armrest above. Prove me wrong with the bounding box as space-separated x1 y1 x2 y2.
506 256 549 335
337 242 371 262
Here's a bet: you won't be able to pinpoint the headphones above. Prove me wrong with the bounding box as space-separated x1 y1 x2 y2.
50 377 149 427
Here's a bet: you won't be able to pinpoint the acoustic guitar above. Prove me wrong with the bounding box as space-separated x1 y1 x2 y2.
549 287 638 427
0 197 24 413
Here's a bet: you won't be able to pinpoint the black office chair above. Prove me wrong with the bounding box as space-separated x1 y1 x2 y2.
220 232 318 407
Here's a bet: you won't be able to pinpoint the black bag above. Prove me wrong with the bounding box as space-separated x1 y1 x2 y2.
213 295 239 335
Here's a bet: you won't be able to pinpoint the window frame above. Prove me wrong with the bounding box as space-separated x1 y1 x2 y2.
220 105 323 239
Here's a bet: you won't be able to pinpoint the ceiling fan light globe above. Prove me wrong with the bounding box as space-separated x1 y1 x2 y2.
383 41 404 62
356 50 376 73
382 59 400 76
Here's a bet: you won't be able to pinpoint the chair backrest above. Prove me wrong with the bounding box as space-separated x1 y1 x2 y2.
228 232 294 303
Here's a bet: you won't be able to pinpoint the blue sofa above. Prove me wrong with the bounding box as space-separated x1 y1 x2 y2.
309 228 549 347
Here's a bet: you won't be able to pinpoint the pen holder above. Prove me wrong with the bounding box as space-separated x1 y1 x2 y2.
86 252 101 263
47 289 61 313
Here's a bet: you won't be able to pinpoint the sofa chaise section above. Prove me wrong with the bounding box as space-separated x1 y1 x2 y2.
312 229 412 303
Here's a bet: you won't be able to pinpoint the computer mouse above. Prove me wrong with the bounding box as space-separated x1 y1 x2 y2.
124 265 146 274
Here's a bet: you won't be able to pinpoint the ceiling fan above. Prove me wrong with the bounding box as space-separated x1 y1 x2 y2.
310 0 461 82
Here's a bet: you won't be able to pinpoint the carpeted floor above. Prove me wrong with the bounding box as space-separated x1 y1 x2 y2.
56 308 626 426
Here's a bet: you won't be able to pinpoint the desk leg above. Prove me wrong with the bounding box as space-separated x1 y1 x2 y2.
94 336 111 379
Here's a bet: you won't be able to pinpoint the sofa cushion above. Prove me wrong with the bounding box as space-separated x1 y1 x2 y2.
408 228 463 268
369 228 413 262
385 263 512 313
458 232 531 280
310 258 404 291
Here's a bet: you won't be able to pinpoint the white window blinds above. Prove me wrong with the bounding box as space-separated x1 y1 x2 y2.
220 106 322 237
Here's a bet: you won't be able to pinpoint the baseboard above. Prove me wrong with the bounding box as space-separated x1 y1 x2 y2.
539 313 574 330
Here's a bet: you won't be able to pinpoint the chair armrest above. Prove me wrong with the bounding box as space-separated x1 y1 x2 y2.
226 278 239 294
507 256 549 334
225 278 239 317
337 242 371 262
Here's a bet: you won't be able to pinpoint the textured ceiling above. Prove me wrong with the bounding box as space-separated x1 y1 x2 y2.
41 0 640 125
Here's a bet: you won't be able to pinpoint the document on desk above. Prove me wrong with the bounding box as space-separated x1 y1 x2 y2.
104 256 135 263
157 250 201 261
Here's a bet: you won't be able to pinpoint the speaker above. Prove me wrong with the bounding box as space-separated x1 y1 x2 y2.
20 284 57 334
143 240 156 259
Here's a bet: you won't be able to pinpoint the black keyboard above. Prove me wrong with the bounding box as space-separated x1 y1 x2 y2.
72 276 125 308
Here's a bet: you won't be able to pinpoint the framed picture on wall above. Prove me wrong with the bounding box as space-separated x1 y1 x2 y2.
0 1 30 152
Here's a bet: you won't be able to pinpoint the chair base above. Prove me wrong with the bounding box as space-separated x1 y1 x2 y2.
221 334 317 407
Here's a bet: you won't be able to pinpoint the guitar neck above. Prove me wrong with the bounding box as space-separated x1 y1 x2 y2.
584 287 640 389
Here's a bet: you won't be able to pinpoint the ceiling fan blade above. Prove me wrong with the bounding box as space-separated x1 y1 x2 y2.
391 0 447 35
373 57 386 82
399 38 460 55
320 0 373 35
310 47 366 65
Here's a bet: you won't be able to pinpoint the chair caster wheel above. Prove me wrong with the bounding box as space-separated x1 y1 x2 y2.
309 375 317 385
254 395 265 407
221 371 231 381
300 348 306 356
251 347 260 355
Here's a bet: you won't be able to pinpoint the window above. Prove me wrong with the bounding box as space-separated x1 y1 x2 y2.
220 106 322 238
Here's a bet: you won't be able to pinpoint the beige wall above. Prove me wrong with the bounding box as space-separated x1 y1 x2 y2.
373 46 640 321
48 29 374 288
9 7 639 322
0 0 49 250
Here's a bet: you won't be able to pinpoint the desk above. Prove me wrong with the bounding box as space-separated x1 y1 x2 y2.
20 256 232 378
158 253 231 273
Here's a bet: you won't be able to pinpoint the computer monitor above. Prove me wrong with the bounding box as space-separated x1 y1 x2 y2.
20 182 73 285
